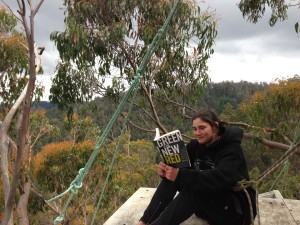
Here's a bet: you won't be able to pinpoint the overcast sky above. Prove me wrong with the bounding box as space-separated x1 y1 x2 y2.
4 0 300 100
206 0 300 83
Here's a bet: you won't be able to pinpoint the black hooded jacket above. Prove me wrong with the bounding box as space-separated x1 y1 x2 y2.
175 126 256 224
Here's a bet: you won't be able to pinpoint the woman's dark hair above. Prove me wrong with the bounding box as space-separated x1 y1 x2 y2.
192 110 225 134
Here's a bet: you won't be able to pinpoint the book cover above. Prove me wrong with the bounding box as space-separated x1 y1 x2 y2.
153 128 191 168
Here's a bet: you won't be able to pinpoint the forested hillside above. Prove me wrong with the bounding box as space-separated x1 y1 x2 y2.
40 81 268 142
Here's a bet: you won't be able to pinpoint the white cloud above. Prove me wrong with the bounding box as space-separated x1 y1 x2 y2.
36 74 53 101
208 52 299 83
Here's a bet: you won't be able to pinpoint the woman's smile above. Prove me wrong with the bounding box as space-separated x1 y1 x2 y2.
192 118 219 145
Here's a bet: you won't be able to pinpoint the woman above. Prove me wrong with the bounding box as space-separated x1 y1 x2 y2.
137 110 256 225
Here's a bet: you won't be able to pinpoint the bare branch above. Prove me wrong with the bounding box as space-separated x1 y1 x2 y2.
140 81 167 133
29 178 60 215
149 54 166 83
32 0 45 17
154 94 197 117
17 0 25 16
243 132 294 152
119 41 137 73
0 83 28 137
229 121 293 145
229 122 275 132
129 100 156 122
126 118 153 133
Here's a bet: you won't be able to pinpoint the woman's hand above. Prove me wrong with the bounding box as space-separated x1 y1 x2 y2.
157 162 179 181
158 162 166 177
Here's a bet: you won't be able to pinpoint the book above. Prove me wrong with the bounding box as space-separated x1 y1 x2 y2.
153 128 191 168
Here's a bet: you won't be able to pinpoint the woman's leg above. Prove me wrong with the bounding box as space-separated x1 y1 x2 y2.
139 179 178 224
150 188 207 225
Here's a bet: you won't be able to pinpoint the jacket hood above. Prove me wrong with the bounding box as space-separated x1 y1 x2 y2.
220 126 243 144
208 126 244 150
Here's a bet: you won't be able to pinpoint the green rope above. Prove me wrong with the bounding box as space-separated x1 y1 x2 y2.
53 215 64 225
268 122 300 191
91 84 139 225
279 160 289 191
268 160 289 191
47 0 182 223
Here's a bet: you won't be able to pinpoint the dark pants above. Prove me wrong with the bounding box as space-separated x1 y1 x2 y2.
140 179 244 225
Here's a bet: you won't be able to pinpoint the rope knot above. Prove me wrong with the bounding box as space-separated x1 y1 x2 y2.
70 168 85 194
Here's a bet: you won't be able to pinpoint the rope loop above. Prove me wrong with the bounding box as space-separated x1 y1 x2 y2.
54 215 64 225
233 181 255 225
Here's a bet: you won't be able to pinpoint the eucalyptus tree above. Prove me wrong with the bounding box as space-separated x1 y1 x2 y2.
0 6 29 225
0 1 45 225
50 0 217 134
238 0 300 33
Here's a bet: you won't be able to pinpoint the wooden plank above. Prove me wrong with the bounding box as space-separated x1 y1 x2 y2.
255 198 297 225
103 187 208 225
104 188 300 225
284 199 300 224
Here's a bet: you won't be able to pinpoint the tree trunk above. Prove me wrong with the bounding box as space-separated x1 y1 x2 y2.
0 83 28 225
0 137 13 225
16 181 31 225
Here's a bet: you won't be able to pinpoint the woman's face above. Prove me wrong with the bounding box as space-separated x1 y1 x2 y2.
192 118 219 144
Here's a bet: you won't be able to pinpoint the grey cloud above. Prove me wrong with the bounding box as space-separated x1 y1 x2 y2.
205 0 300 58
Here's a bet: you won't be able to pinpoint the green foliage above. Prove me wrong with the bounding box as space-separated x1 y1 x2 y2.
238 0 300 38
238 0 288 26
49 0 217 117
257 159 300 200
0 6 44 107
240 77 300 142
49 62 96 109
0 7 29 106
33 140 108 193
31 130 159 224
28 108 60 153
200 81 268 114
101 136 159 223
63 111 101 143
282 173 300 199
0 7 17 32
44 81 269 143
232 77 300 199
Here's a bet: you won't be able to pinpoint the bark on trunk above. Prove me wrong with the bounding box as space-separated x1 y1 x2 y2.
0 139 13 225
16 182 31 225
0 84 28 225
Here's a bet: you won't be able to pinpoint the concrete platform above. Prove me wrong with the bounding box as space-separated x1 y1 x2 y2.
104 187 300 225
